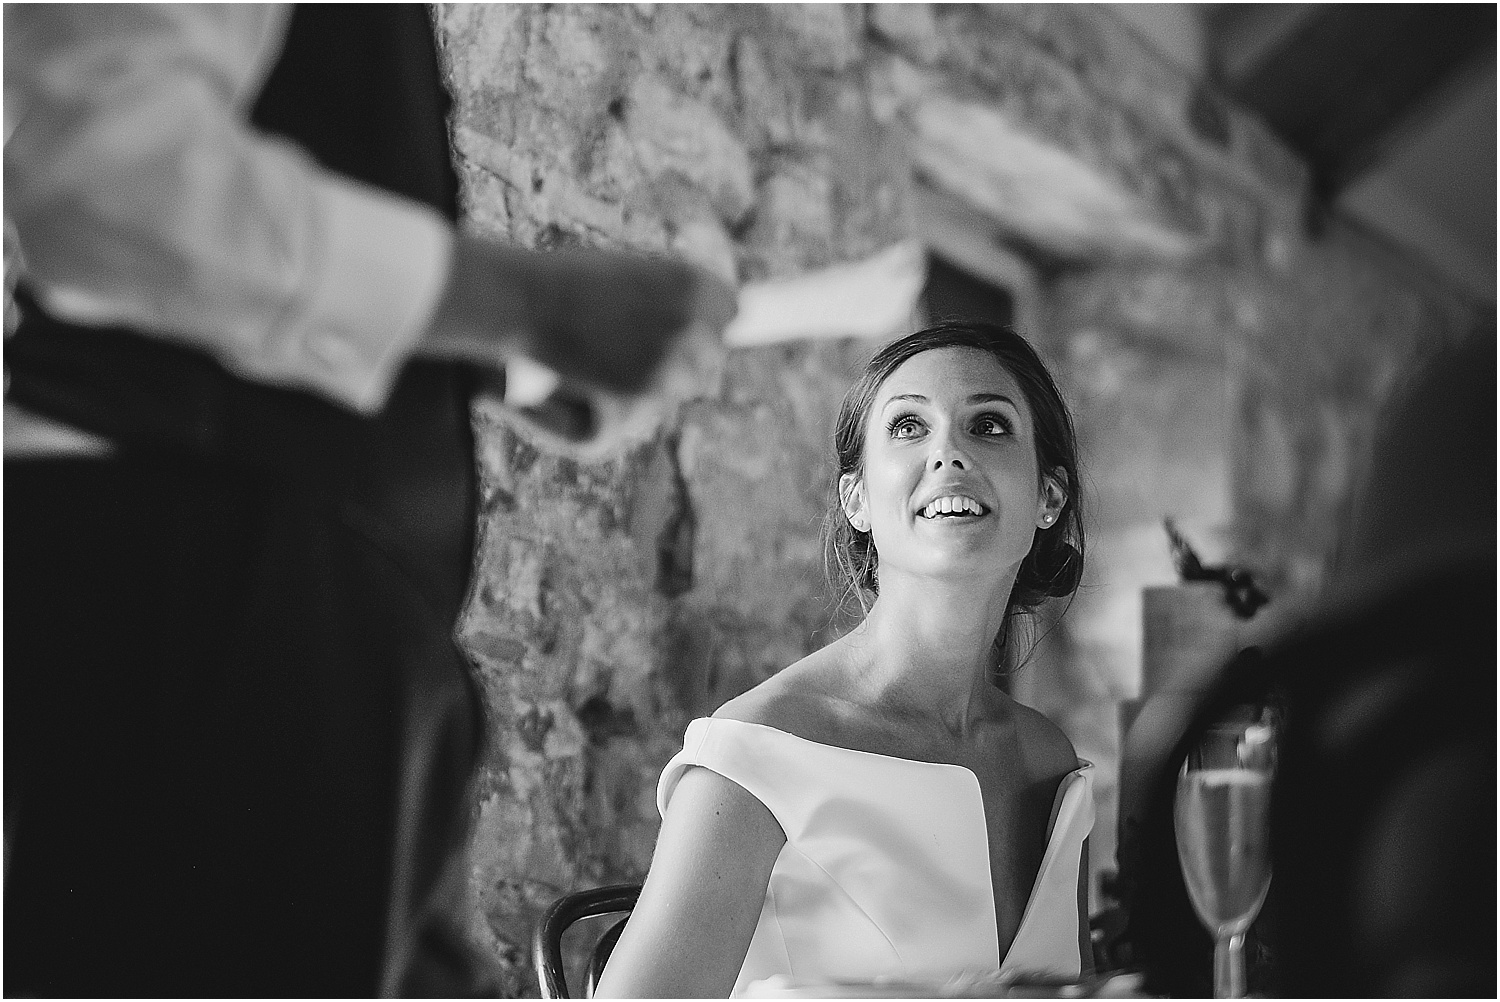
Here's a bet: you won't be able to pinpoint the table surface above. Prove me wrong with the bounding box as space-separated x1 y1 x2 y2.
739 971 1153 998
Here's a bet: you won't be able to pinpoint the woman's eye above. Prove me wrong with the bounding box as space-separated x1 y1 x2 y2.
888 415 924 439
973 414 1013 436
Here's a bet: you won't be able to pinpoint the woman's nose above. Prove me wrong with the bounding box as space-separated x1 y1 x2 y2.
928 432 970 471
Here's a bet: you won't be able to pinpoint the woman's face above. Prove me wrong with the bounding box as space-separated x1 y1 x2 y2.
843 346 1064 589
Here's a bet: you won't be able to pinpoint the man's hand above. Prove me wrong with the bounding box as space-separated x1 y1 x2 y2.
423 232 736 458
423 233 735 392
514 245 736 396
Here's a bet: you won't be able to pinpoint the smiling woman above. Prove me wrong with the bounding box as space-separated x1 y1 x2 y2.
827 322 1085 644
595 322 1093 998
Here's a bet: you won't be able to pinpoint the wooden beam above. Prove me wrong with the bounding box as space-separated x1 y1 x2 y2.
1222 4 1496 197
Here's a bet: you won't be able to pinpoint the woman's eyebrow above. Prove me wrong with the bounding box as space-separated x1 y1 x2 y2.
968 392 1018 406
882 392 1019 408
881 393 928 408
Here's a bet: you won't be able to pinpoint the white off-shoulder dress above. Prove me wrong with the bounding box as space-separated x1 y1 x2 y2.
657 716 1095 997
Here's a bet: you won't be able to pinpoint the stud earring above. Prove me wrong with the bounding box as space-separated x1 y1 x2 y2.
850 517 868 533
1040 512 1055 526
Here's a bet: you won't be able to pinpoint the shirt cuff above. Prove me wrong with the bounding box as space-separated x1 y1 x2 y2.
274 176 455 414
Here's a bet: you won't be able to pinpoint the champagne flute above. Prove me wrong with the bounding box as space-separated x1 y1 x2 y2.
1174 707 1276 998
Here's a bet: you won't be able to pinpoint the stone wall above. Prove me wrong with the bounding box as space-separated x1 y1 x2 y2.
432 4 1485 993
433 6 904 991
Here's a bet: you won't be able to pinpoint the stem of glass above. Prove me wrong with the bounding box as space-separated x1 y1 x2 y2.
1213 931 1247 998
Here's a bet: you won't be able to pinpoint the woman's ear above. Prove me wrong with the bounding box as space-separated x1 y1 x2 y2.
839 473 869 533
1036 467 1067 529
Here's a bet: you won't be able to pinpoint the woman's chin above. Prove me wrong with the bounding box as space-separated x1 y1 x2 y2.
884 547 1024 589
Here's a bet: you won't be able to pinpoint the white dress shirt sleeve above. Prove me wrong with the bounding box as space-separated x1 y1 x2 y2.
3 3 456 414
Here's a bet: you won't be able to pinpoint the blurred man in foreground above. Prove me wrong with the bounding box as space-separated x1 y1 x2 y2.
3 5 734 995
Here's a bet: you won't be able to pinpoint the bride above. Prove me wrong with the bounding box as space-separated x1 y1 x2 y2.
597 321 1093 997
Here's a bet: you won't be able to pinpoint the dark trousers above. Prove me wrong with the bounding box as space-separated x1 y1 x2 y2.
5 352 491 996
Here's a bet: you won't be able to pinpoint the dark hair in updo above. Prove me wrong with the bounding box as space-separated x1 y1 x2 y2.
823 320 1085 648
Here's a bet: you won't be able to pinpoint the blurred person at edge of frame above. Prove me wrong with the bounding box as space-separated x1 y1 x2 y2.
3 5 734 998
1122 328 1495 997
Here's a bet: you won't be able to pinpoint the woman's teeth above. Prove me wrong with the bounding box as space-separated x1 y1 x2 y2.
920 496 986 518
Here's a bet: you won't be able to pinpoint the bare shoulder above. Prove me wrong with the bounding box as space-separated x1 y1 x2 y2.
713 644 849 743
1008 698 1082 778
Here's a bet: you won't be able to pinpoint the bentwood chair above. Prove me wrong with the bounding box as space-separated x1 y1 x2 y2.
533 883 642 999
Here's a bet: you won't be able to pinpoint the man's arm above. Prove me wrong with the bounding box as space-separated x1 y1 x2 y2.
5 4 449 412
4 4 733 417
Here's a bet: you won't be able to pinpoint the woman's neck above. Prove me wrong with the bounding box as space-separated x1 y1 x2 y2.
840 569 1018 736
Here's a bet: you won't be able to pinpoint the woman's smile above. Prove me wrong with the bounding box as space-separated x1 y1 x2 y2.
915 489 990 523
